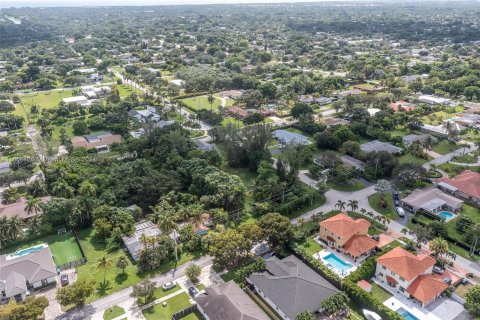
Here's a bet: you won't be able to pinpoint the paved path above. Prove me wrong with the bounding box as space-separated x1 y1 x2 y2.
423 141 477 169
54 256 213 320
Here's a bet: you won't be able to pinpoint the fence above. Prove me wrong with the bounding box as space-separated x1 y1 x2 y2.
58 258 87 271
171 305 198 320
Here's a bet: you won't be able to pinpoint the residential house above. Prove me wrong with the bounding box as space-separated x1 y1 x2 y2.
226 106 248 119
0 162 10 174
322 117 349 127
195 280 270 320
435 170 480 205
341 155 365 172
421 123 466 138
0 246 57 302
418 95 451 105
401 188 463 214
169 79 185 87
319 213 378 261
389 101 416 112
71 132 121 152
62 96 88 106
122 221 163 261
273 130 311 147
402 134 437 147
248 255 339 320
375 247 451 307
194 139 216 151
360 140 403 154
219 90 244 100
128 106 161 123
353 84 384 93
335 89 363 99
299 95 332 106
0 197 50 220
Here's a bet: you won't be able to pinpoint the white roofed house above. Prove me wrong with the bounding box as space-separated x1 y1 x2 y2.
62 96 88 106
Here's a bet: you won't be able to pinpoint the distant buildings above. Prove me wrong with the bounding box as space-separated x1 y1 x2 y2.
389 101 416 112
128 106 161 123
402 134 437 147
435 170 480 205
62 96 88 106
71 132 121 152
0 162 10 174
418 95 451 105
273 130 312 147
299 95 332 106
0 197 50 220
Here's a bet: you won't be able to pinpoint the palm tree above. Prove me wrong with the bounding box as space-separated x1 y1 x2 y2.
52 180 74 198
155 210 178 261
347 200 359 212
116 256 129 274
400 227 409 236
360 208 367 216
79 181 97 198
96 256 113 285
207 93 215 111
335 200 346 211
430 237 449 260
28 215 43 236
7 217 23 241
25 196 42 216
0 217 9 249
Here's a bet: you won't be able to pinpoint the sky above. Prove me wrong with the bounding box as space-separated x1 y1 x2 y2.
1 0 359 9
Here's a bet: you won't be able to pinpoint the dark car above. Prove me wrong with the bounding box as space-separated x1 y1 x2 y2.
371 235 380 241
188 286 199 297
60 274 69 286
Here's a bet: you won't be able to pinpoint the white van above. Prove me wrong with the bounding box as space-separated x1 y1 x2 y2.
396 207 405 217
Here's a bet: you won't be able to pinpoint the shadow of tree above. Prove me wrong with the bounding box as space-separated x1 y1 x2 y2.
115 272 128 284
96 280 112 296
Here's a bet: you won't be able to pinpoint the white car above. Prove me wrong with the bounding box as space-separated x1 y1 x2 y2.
396 207 405 217
162 281 176 291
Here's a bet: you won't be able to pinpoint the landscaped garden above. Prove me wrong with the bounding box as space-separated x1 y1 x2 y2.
142 292 193 320
297 235 323 256
327 179 365 192
368 192 396 219
432 140 461 155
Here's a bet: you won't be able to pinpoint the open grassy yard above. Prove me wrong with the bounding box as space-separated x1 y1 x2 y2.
327 179 365 192
116 84 137 98
220 116 244 128
103 306 125 320
138 284 182 306
76 228 201 301
179 310 203 320
398 153 431 165
297 235 323 256
422 111 455 125
0 231 83 266
368 193 396 219
370 282 393 303
143 292 193 320
22 90 73 110
432 140 461 155
180 94 234 112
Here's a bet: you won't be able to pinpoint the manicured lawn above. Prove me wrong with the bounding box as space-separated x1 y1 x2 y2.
452 153 477 164
196 283 206 291
179 310 203 320
220 116 244 128
432 140 461 155
327 179 365 192
370 282 392 303
422 111 454 125
368 193 396 219
116 84 137 98
286 193 326 219
143 292 193 320
103 306 125 320
438 163 480 177
138 284 182 305
0 231 83 266
454 282 475 298
389 129 412 138
21 90 73 109
398 153 431 165
297 235 323 256
180 94 233 112
221 166 257 189
76 228 201 301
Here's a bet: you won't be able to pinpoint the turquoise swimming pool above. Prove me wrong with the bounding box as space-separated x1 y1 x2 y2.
322 252 353 272
397 307 419 320
13 244 46 257
437 211 455 222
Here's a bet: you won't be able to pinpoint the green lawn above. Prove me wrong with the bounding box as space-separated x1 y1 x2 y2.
368 193 396 219
0 231 83 267
370 282 392 303
143 292 193 320
138 284 182 305
76 228 202 302
286 193 326 219
21 90 73 110
398 154 431 165
221 116 244 128
116 84 137 98
196 283 206 291
438 163 479 178
297 235 323 256
452 153 477 164
327 179 365 192
432 140 461 155
103 306 125 320
179 310 203 320
180 95 233 112
422 111 455 125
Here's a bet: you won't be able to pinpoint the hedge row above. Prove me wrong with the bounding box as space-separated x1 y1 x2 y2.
275 192 321 216
233 258 266 287
348 212 388 231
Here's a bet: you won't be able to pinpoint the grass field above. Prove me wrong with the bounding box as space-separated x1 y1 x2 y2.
327 179 365 192
76 228 201 301
21 90 73 110
180 95 226 112
221 116 244 128
422 111 455 125
0 231 83 266
398 154 431 165
370 282 393 303
116 84 137 98
297 235 323 256
138 285 182 306
368 193 396 219
103 306 125 320
432 140 461 155
143 292 193 320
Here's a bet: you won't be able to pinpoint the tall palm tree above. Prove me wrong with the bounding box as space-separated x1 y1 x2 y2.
0 217 9 249
7 217 23 241
430 237 449 260
207 93 215 111
347 200 359 212
52 180 74 198
360 208 367 216
335 200 346 211
155 211 178 261
25 196 42 216
28 215 43 236
96 256 113 285
79 181 97 198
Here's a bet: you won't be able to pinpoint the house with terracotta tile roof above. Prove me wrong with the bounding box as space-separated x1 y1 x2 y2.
435 170 480 205
319 213 378 261
375 247 449 307
389 100 416 112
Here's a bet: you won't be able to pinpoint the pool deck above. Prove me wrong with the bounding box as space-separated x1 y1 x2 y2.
373 278 465 320
313 248 361 278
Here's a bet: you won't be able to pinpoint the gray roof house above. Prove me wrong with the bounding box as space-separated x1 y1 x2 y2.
248 255 339 320
273 130 312 147
403 134 438 147
122 221 163 261
360 140 403 154
0 246 57 301
195 280 270 320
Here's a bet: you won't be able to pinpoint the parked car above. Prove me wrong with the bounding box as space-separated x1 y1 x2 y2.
60 274 69 286
162 281 176 291
371 235 380 241
396 207 405 217
188 286 199 297
443 277 452 285
433 266 444 274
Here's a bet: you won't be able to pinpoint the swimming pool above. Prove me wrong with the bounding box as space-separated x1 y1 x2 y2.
397 307 419 320
9 244 46 259
322 252 353 273
437 211 455 222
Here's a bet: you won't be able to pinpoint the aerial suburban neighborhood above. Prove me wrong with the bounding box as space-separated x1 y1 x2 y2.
0 1 479 320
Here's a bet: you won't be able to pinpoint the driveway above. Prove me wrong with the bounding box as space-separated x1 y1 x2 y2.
423 141 477 169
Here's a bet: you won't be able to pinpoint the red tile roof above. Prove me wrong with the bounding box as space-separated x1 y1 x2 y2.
376 247 436 281
389 101 415 112
343 235 378 257
319 213 370 239
436 170 480 199
71 134 121 149
357 280 372 291
406 274 448 304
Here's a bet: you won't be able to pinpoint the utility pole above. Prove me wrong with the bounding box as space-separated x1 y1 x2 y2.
470 237 478 256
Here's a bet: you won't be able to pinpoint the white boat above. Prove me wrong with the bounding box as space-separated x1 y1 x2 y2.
363 309 382 320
